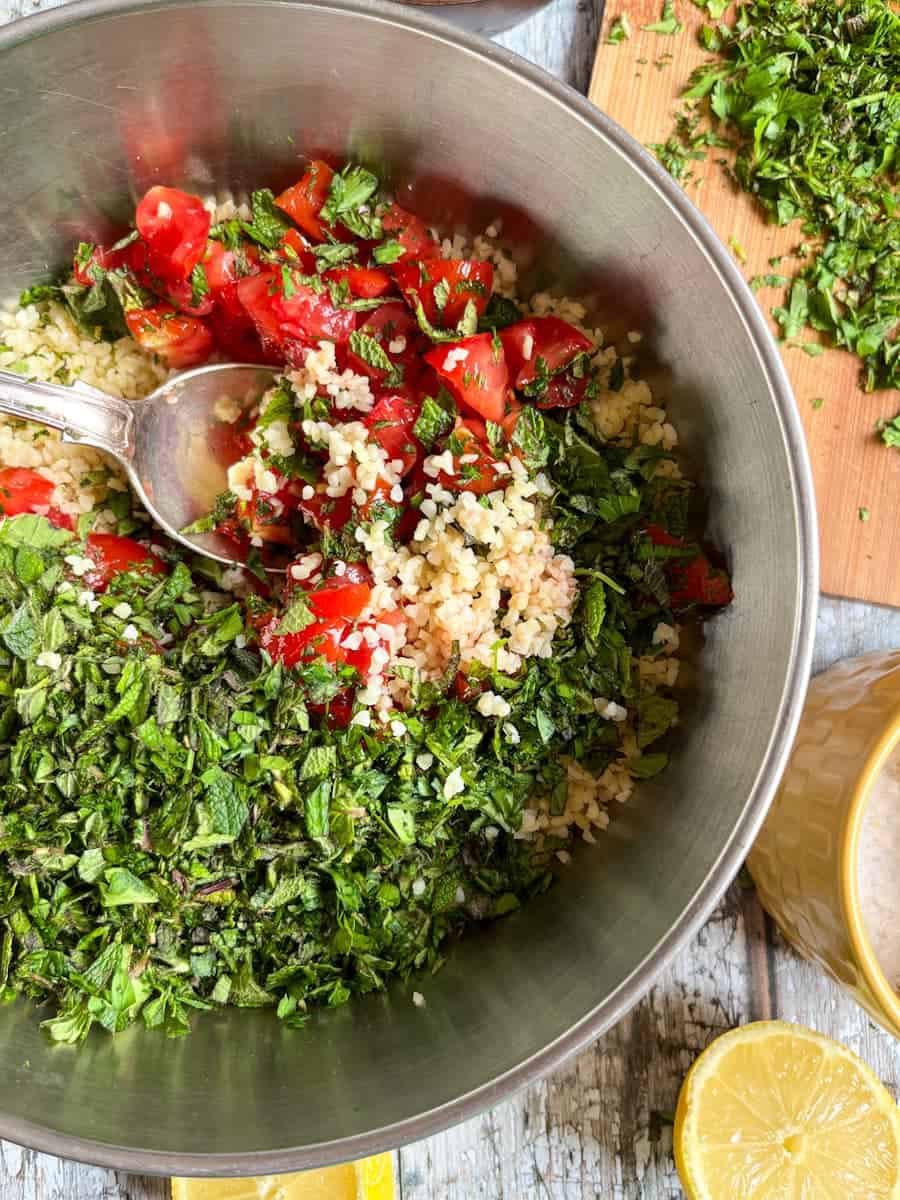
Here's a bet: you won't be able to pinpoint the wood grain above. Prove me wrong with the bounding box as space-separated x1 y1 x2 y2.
588 1 900 607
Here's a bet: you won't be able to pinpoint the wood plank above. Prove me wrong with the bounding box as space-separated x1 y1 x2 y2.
588 2 900 607
399 881 762 1199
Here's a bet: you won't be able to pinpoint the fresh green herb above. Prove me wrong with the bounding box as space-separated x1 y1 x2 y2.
607 12 633 41
241 189 292 250
312 243 358 271
859 506 871 521
642 0 684 35
811 397 826 411
348 331 403 386
728 236 747 264
373 239 405 266
319 165 383 240
19 284 59 307
413 394 456 449
880 414 900 447
190 264 210 307
656 0 900 391
478 294 522 332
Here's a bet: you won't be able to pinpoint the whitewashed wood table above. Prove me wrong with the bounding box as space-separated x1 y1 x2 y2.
2 0 900 1196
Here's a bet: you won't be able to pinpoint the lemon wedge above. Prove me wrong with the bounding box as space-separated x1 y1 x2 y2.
674 1021 900 1200
170 1153 395 1200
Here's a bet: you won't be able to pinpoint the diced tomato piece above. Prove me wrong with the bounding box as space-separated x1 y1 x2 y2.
207 419 252 468
73 237 148 288
536 370 591 410
207 306 272 364
347 301 423 387
394 259 493 328
324 265 394 300
644 525 733 609
669 555 733 608
440 423 503 496
47 507 75 531
83 533 166 592
424 333 508 424
500 316 593 389
306 574 372 622
298 490 353 532
260 615 345 668
275 160 334 242
237 269 356 352
135 187 211 284
277 227 316 270
125 305 214 369
309 689 355 729
363 387 421 476
0 467 54 516
203 240 263 316
163 277 215 317
381 203 441 260
453 670 486 702
354 477 403 524
645 524 685 548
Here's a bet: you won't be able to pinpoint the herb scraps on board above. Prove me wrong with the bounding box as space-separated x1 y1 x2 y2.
648 0 899 393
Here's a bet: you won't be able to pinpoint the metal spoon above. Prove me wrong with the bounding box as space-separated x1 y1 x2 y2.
0 363 278 568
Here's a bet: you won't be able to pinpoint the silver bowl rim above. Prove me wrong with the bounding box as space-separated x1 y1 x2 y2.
0 0 818 1176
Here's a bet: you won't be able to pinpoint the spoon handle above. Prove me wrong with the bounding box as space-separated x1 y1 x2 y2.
0 370 134 461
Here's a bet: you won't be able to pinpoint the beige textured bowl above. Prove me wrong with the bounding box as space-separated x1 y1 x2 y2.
749 651 900 1038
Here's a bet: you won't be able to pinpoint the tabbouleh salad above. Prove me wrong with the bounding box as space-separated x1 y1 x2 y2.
0 161 731 1042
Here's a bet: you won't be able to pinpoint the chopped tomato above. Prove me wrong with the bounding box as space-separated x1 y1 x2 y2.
0 467 54 516
135 187 211 284
275 160 334 242
669 556 733 608
536 370 591 410
47 508 75 532
277 228 316 269
394 259 493 328
73 237 148 288
500 316 593 389
645 524 684 548
324 265 394 300
305 573 372 621
203 240 263 315
347 301 422 386
453 670 486 702
309 689 355 729
125 306 214 369
644 525 733 608
162 276 215 317
363 387 421 475
260 615 345 668
298 490 353 532
207 419 252 468
354 477 402 523
237 269 356 353
381 203 441 260
440 423 503 496
500 392 522 441
424 333 508 424
83 533 166 592
208 307 271 364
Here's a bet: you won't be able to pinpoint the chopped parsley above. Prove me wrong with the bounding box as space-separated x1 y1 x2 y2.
655 0 900 392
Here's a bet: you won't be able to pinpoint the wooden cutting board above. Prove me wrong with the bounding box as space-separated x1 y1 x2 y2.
589 2 900 606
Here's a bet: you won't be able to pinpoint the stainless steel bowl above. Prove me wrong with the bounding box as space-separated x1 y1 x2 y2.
0 0 817 1175
395 0 551 36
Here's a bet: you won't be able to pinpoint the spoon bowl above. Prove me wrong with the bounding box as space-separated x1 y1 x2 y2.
0 362 278 567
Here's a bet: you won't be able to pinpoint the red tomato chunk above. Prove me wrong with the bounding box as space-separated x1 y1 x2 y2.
135 186 211 284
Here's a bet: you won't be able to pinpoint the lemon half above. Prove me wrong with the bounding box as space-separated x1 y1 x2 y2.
674 1021 900 1199
171 1153 395 1200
